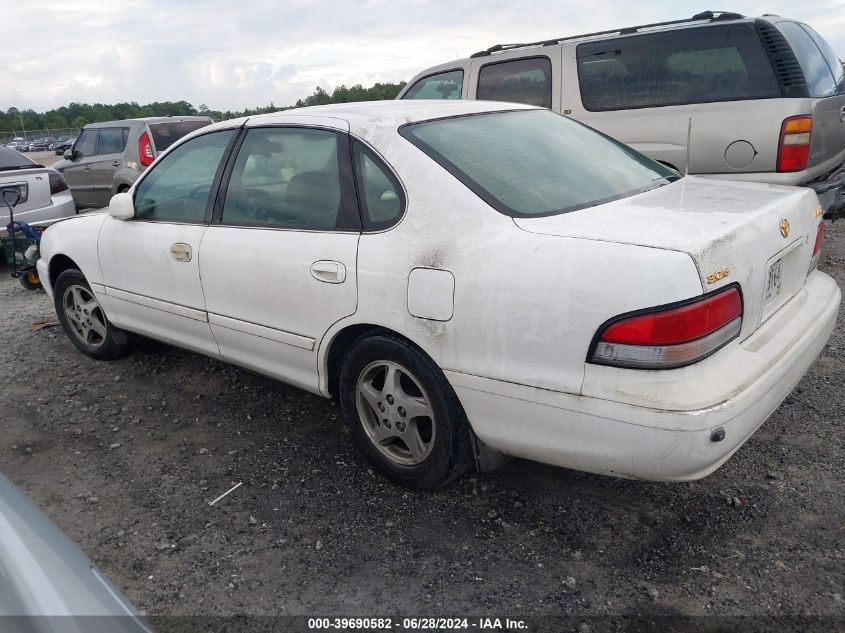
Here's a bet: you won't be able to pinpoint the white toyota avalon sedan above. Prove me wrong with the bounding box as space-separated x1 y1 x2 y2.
37 101 840 489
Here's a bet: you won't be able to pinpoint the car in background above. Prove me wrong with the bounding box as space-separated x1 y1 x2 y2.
0 145 75 229
53 137 77 155
6 139 28 151
28 137 56 152
49 136 73 151
0 472 152 631
51 116 213 209
37 101 839 489
399 11 845 215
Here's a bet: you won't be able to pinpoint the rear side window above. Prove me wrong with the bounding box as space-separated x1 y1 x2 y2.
779 22 841 97
149 120 212 152
577 25 781 110
403 70 464 100
96 128 128 155
800 25 845 92
401 109 678 217
221 127 344 231
477 57 552 108
352 141 405 230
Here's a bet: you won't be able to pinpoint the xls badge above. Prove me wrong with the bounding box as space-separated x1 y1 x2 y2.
779 218 790 238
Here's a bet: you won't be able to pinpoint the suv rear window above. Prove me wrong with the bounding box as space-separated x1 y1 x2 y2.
401 109 678 217
577 24 781 111
149 120 212 152
0 145 36 170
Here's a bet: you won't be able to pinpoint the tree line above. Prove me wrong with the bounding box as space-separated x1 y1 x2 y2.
0 81 407 135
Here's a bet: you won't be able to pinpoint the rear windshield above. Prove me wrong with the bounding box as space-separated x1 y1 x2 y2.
401 109 679 217
576 24 781 111
149 120 212 152
0 145 36 171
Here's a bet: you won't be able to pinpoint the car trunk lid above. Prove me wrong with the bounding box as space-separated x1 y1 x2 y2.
514 176 821 340
0 168 54 227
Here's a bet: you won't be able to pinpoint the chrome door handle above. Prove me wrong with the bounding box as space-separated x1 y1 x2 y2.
169 243 192 262
310 260 346 283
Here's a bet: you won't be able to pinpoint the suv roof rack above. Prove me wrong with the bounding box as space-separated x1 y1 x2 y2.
469 11 745 58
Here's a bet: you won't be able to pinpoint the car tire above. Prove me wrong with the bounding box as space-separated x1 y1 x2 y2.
339 333 473 489
18 271 43 291
53 268 131 360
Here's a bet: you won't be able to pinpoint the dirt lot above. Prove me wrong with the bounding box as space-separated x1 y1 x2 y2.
0 216 843 627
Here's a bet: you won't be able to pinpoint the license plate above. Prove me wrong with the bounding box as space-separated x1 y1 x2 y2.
764 257 784 305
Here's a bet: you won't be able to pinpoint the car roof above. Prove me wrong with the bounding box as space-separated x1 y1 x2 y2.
84 116 212 129
220 100 538 135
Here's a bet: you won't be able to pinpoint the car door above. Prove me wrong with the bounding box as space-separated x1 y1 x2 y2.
88 127 128 207
198 119 360 393
62 129 97 207
98 128 237 358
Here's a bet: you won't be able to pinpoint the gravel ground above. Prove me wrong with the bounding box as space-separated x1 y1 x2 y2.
0 218 843 626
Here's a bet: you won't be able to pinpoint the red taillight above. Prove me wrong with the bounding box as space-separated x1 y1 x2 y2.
777 116 812 173
48 172 69 194
591 286 743 369
138 131 154 167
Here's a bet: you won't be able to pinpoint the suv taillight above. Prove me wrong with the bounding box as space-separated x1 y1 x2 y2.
590 286 743 369
809 222 825 273
49 172 69 194
138 131 154 167
777 116 812 172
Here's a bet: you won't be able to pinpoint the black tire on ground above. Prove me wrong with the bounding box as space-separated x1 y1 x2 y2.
18 271 43 291
339 333 473 489
53 268 131 360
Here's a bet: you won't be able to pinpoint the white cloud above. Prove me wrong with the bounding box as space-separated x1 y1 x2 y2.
2 0 843 111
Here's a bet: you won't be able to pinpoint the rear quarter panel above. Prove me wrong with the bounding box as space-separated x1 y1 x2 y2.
323 129 703 395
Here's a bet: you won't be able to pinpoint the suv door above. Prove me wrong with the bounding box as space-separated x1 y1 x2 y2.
88 127 129 206
97 128 236 357
198 120 360 393
62 129 98 207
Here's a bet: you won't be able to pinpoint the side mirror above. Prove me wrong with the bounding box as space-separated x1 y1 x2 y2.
108 192 134 220
63 149 74 160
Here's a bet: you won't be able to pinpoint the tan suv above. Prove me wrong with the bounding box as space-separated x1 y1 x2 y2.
52 116 212 209
399 11 845 215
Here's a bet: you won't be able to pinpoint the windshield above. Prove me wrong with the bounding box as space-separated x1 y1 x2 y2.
0 145 36 170
401 109 679 217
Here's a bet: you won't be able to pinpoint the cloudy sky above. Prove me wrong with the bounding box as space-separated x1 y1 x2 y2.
4 0 844 112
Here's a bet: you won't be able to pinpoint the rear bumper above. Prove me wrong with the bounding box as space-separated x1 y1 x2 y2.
446 271 840 481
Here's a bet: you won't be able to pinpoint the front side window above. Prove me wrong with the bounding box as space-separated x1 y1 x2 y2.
577 25 781 110
73 130 97 158
96 128 127 155
477 57 552 108
221 127 343 230
353 141 404 230
134 130 234 223
403 70 464 100
779 22 837 97
401 109 678 217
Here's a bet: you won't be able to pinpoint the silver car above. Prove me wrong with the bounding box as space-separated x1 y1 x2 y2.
0 145 75 229
399 11 845 214
52 116 212 209
0 472 152 632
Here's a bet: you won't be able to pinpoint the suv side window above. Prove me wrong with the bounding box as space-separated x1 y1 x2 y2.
134 130 234 223
778 22 837 97
577 25 781 110
477 57 552 108
96 128 128 155
74 130 98 158
403 70 464 100
798 24 845 93
352 141 405 230
221 127 344 231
